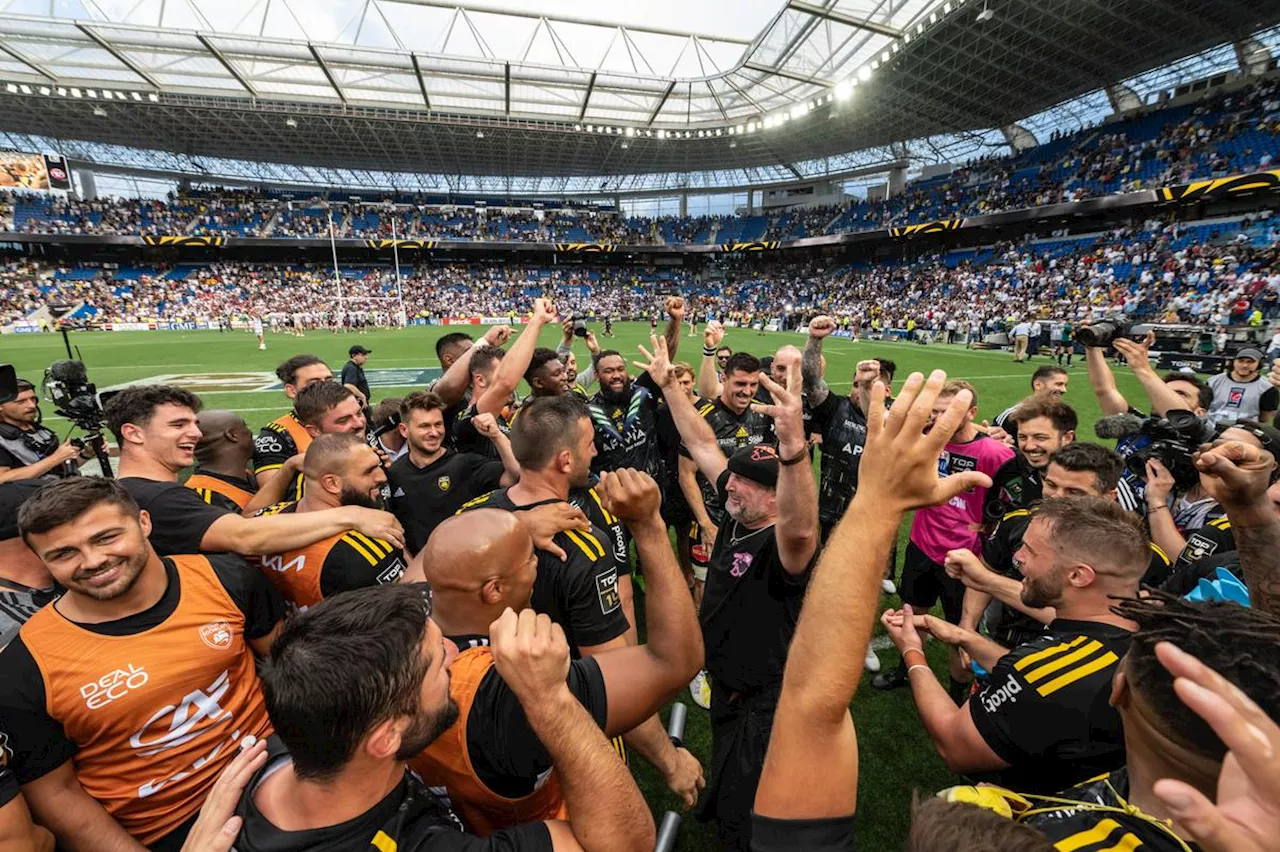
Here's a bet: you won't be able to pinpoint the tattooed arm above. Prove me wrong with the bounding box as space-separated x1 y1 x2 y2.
1194 442 1280 617
803 316 834 408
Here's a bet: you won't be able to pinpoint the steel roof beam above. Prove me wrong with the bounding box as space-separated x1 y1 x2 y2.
785 0 903 39
0 38 57 81
309 44 347 104
743 61 833 88
578 70 596 121
196 34 257 97
410 53 432 110
76 23 161 89
645 79 676 126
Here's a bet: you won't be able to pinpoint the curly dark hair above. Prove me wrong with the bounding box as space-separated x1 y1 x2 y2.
103 384 201 444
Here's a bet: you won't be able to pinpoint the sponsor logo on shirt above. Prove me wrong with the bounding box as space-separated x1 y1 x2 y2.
81 665 150 710
130 670 233 762
393 487 406 497
262 554 306 574
596 570 621 614
730 551 754 578
199 620 234 651
378 559 406 585
1229 388 1245 408
437 475 451 492
1183 532 1218 563
982 674 1023 714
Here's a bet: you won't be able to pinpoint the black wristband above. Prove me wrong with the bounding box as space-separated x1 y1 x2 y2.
780 444 809 466
703 346 717 357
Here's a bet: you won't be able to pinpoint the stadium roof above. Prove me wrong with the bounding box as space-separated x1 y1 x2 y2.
0 0 1278 189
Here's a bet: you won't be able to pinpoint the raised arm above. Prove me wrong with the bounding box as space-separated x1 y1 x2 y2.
589 469 704 737
472 413 521 485
802 316 834 408
637 335 727 485
242 454 303 515
1085 345 1131 416
755 361 818 575
489 609 654 852
663 296 684 362
202 506 405 555
436 325 512 406
1114 335 1190 417
1194 442 1280 616
478 299 556 415
755 371 994 822
697 321 724 401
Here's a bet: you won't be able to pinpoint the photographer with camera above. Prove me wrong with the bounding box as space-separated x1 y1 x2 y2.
0 379 81 484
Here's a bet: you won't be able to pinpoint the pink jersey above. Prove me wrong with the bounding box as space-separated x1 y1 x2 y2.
910 434 1015 565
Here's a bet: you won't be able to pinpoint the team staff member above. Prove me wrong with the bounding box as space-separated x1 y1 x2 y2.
0 481 57 648
0 378 83 483
340 344 373 408
389 391 519 555
750 369 996 851
641 336 818 852
234 582 658 852
184 409 302 517
411 467 703 833
253 355 332 498
1207 346 1278 426
258 435 413 612
881 497 1146 795
874 380 1013 698
985 398 1077 515
679 351 776 602
106 385 404 557
0 478 282 851
454 299 558 458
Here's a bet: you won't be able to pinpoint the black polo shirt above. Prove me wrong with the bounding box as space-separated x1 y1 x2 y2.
118 477 233 555
340 359 371 402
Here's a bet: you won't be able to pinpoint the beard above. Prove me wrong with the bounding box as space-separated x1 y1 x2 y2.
1020 566 1066 609
597 380 632 405
396 697 460 759
339 483 383 510
70 548 149 601
726 495 769 527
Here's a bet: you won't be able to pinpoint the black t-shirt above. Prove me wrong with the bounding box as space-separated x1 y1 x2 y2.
985 453 1043 519
0 556 283 783
751 813 856 852
588 373 662 477
968 618 1132 794
700 471 810 692
235 750 553 852
457 490 629 653
0 577 60 649
452 402 510 460
807 394 868 525
656 397 701 518
388 450 505 554
565 484 628 571
0 730 16 807
118 477 233 555
449 639 609 798
682 399 775 527
1164 517 1239 596
340 360 371 402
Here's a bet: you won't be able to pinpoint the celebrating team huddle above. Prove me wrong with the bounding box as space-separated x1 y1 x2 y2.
0 299 1277 852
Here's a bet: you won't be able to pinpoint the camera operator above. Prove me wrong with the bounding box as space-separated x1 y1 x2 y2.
1206 346 1278 426
0 378 83 484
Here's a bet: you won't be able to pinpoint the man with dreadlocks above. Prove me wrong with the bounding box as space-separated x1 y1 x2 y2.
936 593 1280 851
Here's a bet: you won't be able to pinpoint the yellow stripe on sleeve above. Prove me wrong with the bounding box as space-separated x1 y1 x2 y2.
1036 651 1120 697
340 534 379 566
1013 635 1089 672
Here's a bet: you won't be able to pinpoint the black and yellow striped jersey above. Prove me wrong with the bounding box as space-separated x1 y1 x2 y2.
458 488 629 654
968 618 1132 795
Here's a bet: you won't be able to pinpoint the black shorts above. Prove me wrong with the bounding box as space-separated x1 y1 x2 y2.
900 540 965 624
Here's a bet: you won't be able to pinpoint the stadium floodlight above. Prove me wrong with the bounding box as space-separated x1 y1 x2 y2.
858 66 872 82
574 123 582 131
620 141 629 149
131 91 141 101
476 130 484 138
729 141 737 149
624 126 634 137
70 88 82 97
976 2 994 21
92 106 107 117
944 2 952 12
102 90 113 99
39 86 50 96
148 93 159 102
56 87 67 96
3 84 14 94
835 79 854 101
286 117 298 128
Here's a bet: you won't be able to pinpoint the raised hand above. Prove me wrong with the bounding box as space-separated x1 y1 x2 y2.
853 359 880 387
532 297 557 325
1144 457 1177 506
483 324 512 347
855 370 993 515
634 333 676 388
596 468 662 525
703 320 725 349
808 315 836 339
1151 641 1280 852
489 608 572 704
1194 442 1276 511
666 296 686 319
943 549 992 588
1113 330 1157 372
517 503 590 562
472 412 503 441
753 357 806 455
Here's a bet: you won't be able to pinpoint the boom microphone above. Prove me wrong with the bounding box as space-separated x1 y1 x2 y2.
1094 412 1145 440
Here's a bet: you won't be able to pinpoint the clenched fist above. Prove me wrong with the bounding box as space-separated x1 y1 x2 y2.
808 315 836 339
489 608 571 703
596 468 662 525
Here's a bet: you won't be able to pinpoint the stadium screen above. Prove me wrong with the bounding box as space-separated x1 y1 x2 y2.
0 151 70 191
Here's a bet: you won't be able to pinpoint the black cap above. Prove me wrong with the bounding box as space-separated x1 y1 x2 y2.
0 480 44 541
726 444 780 489
349 345 372 357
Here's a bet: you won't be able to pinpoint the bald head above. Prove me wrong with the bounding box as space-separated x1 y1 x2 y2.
772 345 802 383
418 510 538 631
302 433 368 481
194 409 252 470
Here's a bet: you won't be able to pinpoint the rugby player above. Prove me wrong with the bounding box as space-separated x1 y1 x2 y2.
258 434 416 612
185 409 301 516
640 336 817 852
233 582 657 852
882 497 1145 795
411 465 703 833
107 385 404 557
985 397 1077 516
991 366 1069 438
252 355 332 499
388 391 518 555
0 478 281 851
294 381 367 440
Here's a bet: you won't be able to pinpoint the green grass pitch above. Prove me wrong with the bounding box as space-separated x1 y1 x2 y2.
6 322 1152 850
